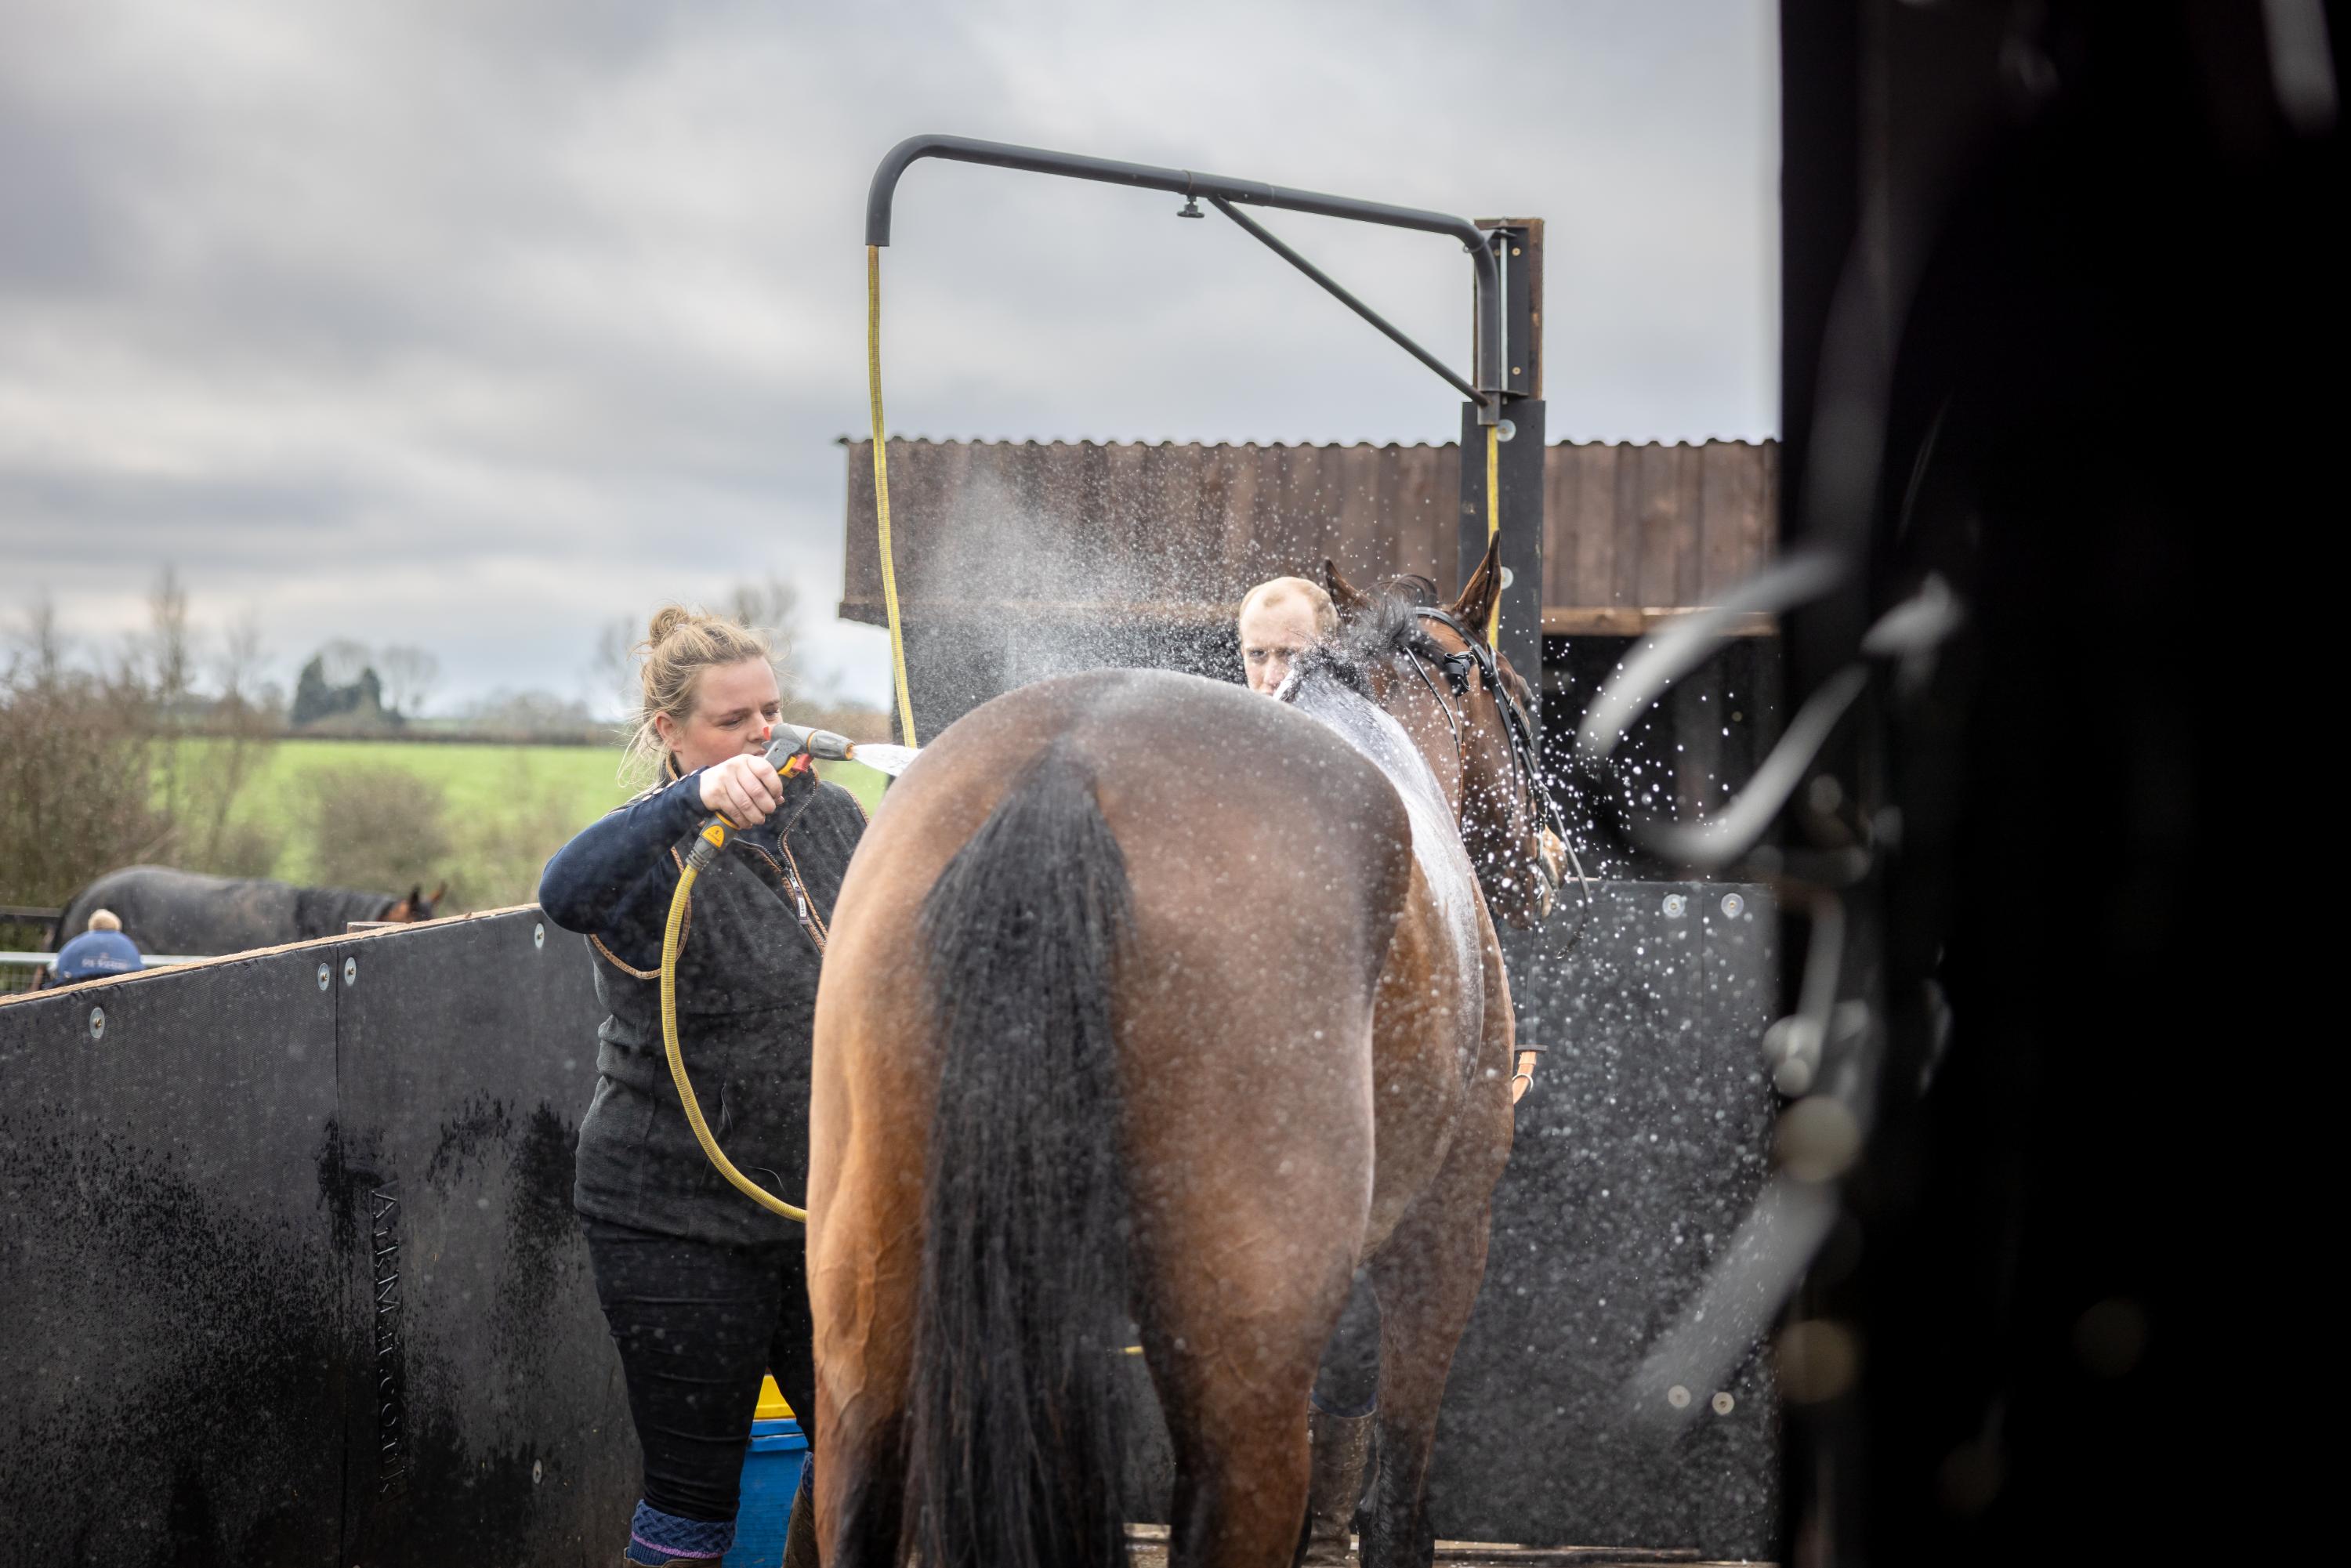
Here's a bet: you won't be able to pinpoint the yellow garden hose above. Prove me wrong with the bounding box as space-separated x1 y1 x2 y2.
660 817 808 1222
868 245 918 748
651 247 918 1226
1484 420 1502 647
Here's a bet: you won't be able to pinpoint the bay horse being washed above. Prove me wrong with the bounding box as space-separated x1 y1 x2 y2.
808 541 1560 1568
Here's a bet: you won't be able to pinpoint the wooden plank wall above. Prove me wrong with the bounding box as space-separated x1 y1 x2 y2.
1542 440 1779 631
843 438 1775 625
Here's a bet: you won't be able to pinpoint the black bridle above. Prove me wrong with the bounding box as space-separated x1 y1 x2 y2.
1401 607 1592 938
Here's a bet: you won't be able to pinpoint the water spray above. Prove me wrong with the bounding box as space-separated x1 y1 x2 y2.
763 720 920 779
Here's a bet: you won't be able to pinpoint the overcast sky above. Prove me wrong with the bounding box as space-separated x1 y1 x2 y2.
1 0 1779 713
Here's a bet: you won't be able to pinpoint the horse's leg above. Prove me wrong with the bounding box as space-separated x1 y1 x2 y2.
1354 877 1519 1568
1139 1222 1357 1568
809 958 932 1568
815 1393 908 1568
1125 1083 1366 1568
809 1173 918 1568
1104 784 1397 1568
1358 1166 1500 1568
1121 993 1372 1566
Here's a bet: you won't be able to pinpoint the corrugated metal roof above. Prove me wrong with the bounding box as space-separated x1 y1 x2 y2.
840 437 1777 634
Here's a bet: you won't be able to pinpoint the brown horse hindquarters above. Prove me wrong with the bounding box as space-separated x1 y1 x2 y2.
1136 848 1508 1568
807 753 959 1568
810 670 1438 1568
1110 746 1409 1567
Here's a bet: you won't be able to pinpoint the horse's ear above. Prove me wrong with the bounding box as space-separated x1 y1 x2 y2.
1322 558 1373 619
1450 534 1505 646
406 885 422 912
429 881 446 906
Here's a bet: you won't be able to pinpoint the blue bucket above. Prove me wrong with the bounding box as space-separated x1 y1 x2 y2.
723 1417 808 1568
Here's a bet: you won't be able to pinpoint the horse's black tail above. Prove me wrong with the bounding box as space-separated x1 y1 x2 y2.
911 745 1135 1568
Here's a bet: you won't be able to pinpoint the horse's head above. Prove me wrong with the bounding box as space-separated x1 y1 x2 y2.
1320 543 1566 929
386 882 447 922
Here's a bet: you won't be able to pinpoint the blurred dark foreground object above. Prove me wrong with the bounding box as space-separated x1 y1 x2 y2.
1776 0 2342 1559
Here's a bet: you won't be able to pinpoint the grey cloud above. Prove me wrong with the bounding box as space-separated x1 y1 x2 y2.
1 0 1776 711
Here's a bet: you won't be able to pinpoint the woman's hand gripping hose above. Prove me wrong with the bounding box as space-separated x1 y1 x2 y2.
697 751 786 826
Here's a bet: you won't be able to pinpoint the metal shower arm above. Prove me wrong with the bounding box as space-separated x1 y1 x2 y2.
1204 197 1481 407
863 132 1504 400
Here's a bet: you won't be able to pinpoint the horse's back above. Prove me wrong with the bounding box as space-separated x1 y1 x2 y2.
822 668 1413 1018
810 667 1415 1222
59 865 306 956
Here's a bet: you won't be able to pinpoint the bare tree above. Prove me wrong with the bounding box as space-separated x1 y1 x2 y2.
10 594 67 686
139 568 202 837
589 615 643 718
727 576 802 706
183 606 279 873
1 584 286 901
0 628 173 911
380 645 441 719
145 567 196 713
319 638 374 688
212 610 269 707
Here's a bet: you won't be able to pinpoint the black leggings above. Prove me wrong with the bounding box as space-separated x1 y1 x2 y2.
582 1217 818 1523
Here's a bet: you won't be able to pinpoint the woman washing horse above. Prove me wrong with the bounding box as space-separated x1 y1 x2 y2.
538 606 866 1568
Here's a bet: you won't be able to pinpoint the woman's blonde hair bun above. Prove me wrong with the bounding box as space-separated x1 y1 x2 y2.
87 908 124 932
621 604 775 781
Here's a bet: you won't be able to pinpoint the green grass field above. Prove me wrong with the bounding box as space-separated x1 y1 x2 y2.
225 738 638 833
176 737 888 910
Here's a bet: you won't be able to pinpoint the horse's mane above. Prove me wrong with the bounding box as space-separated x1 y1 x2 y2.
1296 573 1536 715
1279 586 1456 825
1278 583 1486 976
1287 579 1446 696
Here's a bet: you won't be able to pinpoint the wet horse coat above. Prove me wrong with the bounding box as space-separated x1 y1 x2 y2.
1281 663 1487 1034
807 664 1516 1568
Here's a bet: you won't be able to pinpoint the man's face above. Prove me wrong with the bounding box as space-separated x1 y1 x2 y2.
1238 592 1324 694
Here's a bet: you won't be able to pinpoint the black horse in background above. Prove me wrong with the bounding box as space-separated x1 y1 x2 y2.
51 866 444 957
